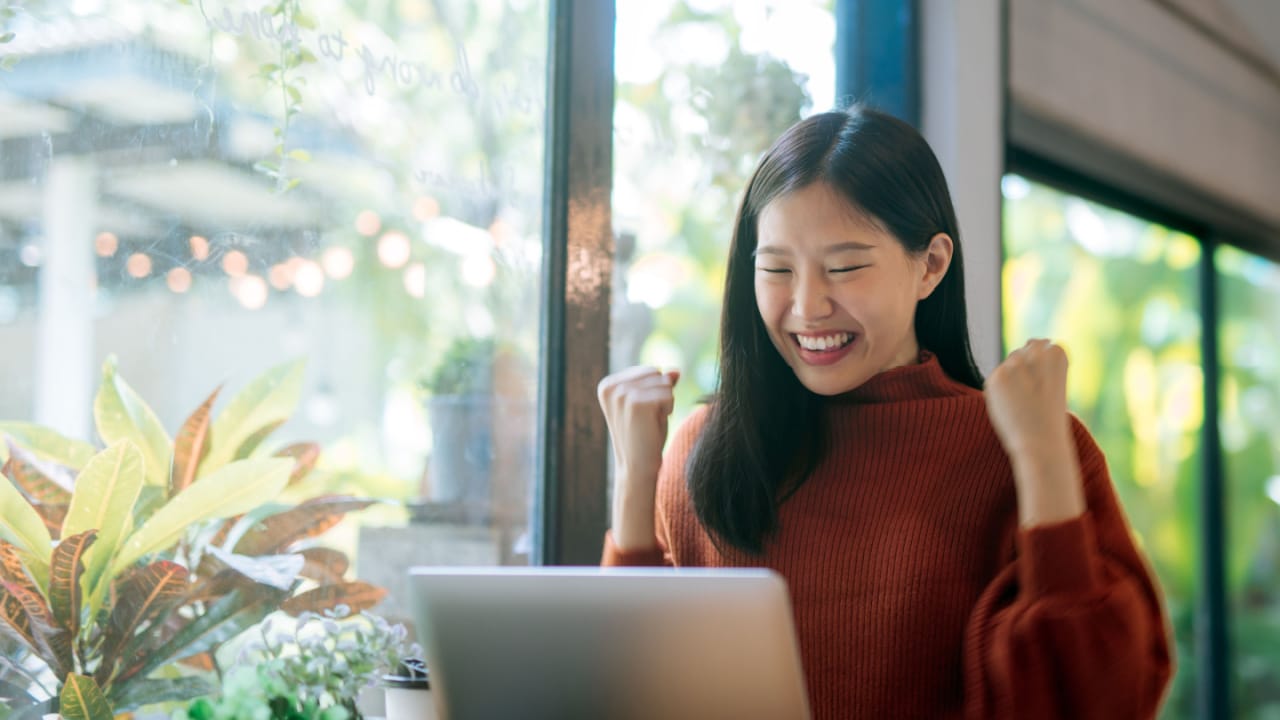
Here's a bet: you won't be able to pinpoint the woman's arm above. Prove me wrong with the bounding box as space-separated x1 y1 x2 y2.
597 366 680 565
963 418 1173 719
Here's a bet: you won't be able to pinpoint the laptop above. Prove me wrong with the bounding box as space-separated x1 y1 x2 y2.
408 566 812 720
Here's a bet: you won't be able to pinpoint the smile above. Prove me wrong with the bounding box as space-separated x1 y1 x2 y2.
790 332 857 366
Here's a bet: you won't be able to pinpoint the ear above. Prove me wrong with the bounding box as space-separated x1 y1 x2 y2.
917 233 954 300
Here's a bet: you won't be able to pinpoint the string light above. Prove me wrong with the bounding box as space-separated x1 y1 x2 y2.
126 253 152 278
95 232 118 257
166 267 192 293
377 231 411 268
189 235 210 261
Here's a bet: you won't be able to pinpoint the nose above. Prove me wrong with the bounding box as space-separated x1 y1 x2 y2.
791 272 833 321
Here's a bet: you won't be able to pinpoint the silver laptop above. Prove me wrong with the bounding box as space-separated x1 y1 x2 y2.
408 566 811 720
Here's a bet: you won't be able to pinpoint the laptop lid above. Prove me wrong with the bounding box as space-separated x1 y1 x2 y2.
409 566 812 720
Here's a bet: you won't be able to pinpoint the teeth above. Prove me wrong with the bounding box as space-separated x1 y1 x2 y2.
796 333 852 351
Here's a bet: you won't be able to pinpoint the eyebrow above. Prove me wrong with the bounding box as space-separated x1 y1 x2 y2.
752 241 876 257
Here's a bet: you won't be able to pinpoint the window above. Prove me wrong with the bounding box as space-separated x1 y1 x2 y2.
1218 245 1280 717
610 0 835 428
0 0 549 629
1002 174 1203 718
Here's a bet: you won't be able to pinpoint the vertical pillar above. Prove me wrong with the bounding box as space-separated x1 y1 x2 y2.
920 0 1004 373
36 157 96 440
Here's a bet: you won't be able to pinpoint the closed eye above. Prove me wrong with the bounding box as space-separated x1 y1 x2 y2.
757 267 791 274
830 265 870 274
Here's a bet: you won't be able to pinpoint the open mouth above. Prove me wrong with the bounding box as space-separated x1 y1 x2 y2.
791 332 856 353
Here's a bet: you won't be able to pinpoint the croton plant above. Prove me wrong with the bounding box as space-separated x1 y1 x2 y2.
0 359 384 719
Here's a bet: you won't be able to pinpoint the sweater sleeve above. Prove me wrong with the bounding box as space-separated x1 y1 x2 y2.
599 405 709 567
963 416 1174 720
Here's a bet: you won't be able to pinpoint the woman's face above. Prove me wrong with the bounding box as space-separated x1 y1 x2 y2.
753 182 950 396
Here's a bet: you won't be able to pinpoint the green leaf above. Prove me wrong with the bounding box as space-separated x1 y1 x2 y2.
62 442 144 613
59 674 113 720
0 32 14 43
286 148 310 162
293 12 316 29
93 357 172 487
0 471 51 589
49 530 96 638
0 423 96 469
282 178 301 193
107 676 215 714
233 420 283 460
202 361 304 475
286 85 302 104
111 458 293 575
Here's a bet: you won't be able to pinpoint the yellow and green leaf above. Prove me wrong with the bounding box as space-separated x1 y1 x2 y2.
62 441 145 613
60 674 113 720
111 458 293 575
93 357 172 488
0 469 52 589
202 360 305 475
0 423 96 469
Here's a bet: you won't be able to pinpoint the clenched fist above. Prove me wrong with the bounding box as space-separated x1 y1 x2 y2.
597 366 680 550
985 339 1085 527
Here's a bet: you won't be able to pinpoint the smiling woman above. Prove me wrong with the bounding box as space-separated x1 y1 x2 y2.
598 107 1173 719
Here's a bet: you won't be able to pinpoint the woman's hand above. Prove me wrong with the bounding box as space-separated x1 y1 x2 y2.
597 366 680 550
984 339 1086 527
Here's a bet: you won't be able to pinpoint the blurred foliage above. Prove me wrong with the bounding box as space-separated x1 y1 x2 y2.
612 0 827 428
1004 176 1280 718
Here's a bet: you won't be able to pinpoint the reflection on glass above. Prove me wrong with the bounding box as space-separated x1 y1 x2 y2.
0 0 547 624
1218 245 1280 718
1002 175 1202 718
610 0 835 429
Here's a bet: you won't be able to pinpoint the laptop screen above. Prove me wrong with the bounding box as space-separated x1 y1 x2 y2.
409 566 812 720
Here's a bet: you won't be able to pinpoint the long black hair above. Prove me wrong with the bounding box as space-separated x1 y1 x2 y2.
686 106 984 554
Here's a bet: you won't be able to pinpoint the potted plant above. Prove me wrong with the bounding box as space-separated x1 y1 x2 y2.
0 358 383 720
178 606 422 720
418 338 534 528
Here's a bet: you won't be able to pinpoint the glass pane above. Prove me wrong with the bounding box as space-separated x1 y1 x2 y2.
0 0 546 704
1218 245 1280 718
611 0 835 428
1002 175 1202 718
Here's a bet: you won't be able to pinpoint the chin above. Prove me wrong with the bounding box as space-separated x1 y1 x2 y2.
792 368 873 396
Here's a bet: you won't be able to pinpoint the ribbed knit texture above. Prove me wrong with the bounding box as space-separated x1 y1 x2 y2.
603 354 1173 719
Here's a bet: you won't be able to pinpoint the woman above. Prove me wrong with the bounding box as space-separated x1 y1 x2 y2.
597 107 1173 719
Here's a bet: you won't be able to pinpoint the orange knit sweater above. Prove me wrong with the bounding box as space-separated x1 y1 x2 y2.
602 354 1173 719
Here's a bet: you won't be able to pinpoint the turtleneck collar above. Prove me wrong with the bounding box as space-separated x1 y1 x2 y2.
827 351 978 405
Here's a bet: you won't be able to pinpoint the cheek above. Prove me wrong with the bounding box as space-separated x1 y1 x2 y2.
754 281 782 322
